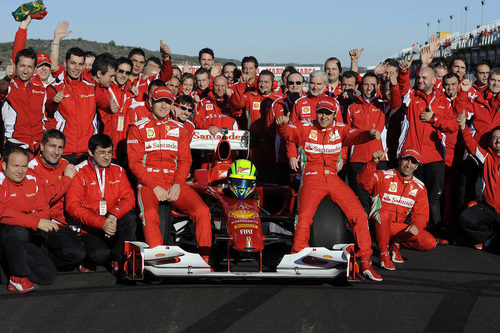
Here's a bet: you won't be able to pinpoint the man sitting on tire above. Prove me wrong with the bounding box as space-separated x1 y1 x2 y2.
276 97 383 281
357 149 436 271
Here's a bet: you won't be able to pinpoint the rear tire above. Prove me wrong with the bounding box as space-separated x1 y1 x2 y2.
309 197 348 248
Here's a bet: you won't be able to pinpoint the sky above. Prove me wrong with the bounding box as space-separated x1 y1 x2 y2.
1 0 499 67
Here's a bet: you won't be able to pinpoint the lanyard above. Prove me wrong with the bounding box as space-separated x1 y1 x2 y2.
109 88 127 115
95 166 106 200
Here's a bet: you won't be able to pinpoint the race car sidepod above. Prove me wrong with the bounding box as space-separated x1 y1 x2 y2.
123 241 353 281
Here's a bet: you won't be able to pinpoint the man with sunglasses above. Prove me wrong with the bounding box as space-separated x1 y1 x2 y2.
276 98 383 281
102 57 136 163
127 87 212 263
266 71 305 176
65 134 136 273
172 95 196 140
358 148 436 271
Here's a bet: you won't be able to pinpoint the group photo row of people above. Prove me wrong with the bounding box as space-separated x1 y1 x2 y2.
1 16 499 292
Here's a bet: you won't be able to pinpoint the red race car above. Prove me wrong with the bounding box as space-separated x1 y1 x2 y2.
123 129 357 282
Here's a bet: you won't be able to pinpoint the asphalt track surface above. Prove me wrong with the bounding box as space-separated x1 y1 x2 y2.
0 245 499 333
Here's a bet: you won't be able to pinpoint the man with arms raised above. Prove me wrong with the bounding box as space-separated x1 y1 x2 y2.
276 100 383 281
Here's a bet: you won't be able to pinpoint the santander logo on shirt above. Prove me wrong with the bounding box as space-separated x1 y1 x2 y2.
145 139 178 152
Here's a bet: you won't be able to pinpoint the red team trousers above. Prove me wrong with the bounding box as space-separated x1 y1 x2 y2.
292 177 373 261
137 184 212 252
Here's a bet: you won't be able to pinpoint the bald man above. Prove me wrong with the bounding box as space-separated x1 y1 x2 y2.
397 61 458 242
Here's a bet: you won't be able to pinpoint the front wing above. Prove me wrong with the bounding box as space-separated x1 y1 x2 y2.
123 242 353 281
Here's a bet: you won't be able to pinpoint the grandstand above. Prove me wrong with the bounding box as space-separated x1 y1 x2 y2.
398 18 500 68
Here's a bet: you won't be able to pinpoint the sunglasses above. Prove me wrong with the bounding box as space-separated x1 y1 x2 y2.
288 81 304 86
117 69 132 75
175 103 193 112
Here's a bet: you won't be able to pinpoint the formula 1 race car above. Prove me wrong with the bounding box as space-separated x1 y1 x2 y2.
123 129 357 282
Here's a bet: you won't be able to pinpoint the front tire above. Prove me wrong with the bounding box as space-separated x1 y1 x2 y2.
309 197 348 248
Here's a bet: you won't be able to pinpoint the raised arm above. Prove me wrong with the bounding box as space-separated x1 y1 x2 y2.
349 48 364 74
50 21 72 73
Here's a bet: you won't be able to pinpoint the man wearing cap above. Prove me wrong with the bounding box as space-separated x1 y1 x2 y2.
127 87 212 262
276 99 383 281
288 71 344 172
358 148 436 271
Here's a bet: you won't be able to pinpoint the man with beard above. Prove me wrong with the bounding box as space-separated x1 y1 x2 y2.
195 75 238 133
398 61 458 241
358 148 436 271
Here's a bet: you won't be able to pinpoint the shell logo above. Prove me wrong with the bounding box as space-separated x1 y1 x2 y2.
253 102 260 109
146 128 155 138
323 255 333 259
155 253 165 257
302 106 311 114
230 210 257 219
311 131 317 138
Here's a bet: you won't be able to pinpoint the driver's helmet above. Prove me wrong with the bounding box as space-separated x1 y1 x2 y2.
227 159 257 199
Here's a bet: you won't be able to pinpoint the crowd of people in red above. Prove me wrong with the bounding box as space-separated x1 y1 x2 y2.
0 17 499 292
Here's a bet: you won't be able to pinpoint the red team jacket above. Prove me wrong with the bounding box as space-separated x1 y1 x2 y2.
45 73 106 155
278 120 374 182
66 159 135 230
347 96 388 163
462 127 500 214
0 171 49 230
470 90 500 149
398 69 458 164
357 161 429 230
1 76 47 151
127 115 191 189
28 154 72 225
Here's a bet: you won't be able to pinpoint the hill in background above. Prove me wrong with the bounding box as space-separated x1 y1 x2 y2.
0 38 365 71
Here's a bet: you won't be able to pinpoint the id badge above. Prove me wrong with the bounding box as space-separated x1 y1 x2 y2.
117 116 124 132
99 200 107 216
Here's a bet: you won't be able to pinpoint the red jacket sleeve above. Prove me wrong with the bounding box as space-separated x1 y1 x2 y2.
229 88 247 111
277 122 304 147
47 175 73 206
398 69 411 97
428 104 458 134
173 127 192 184
45 84 59 117
127 125 163 189
65 171 106 229
342 126 373 147
159 58 173 83
11 27 27 62
461 127 488 163
390 84 402 110
109 168 135 220
410 186 429 230
357 160 379 194
0 205 40 230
